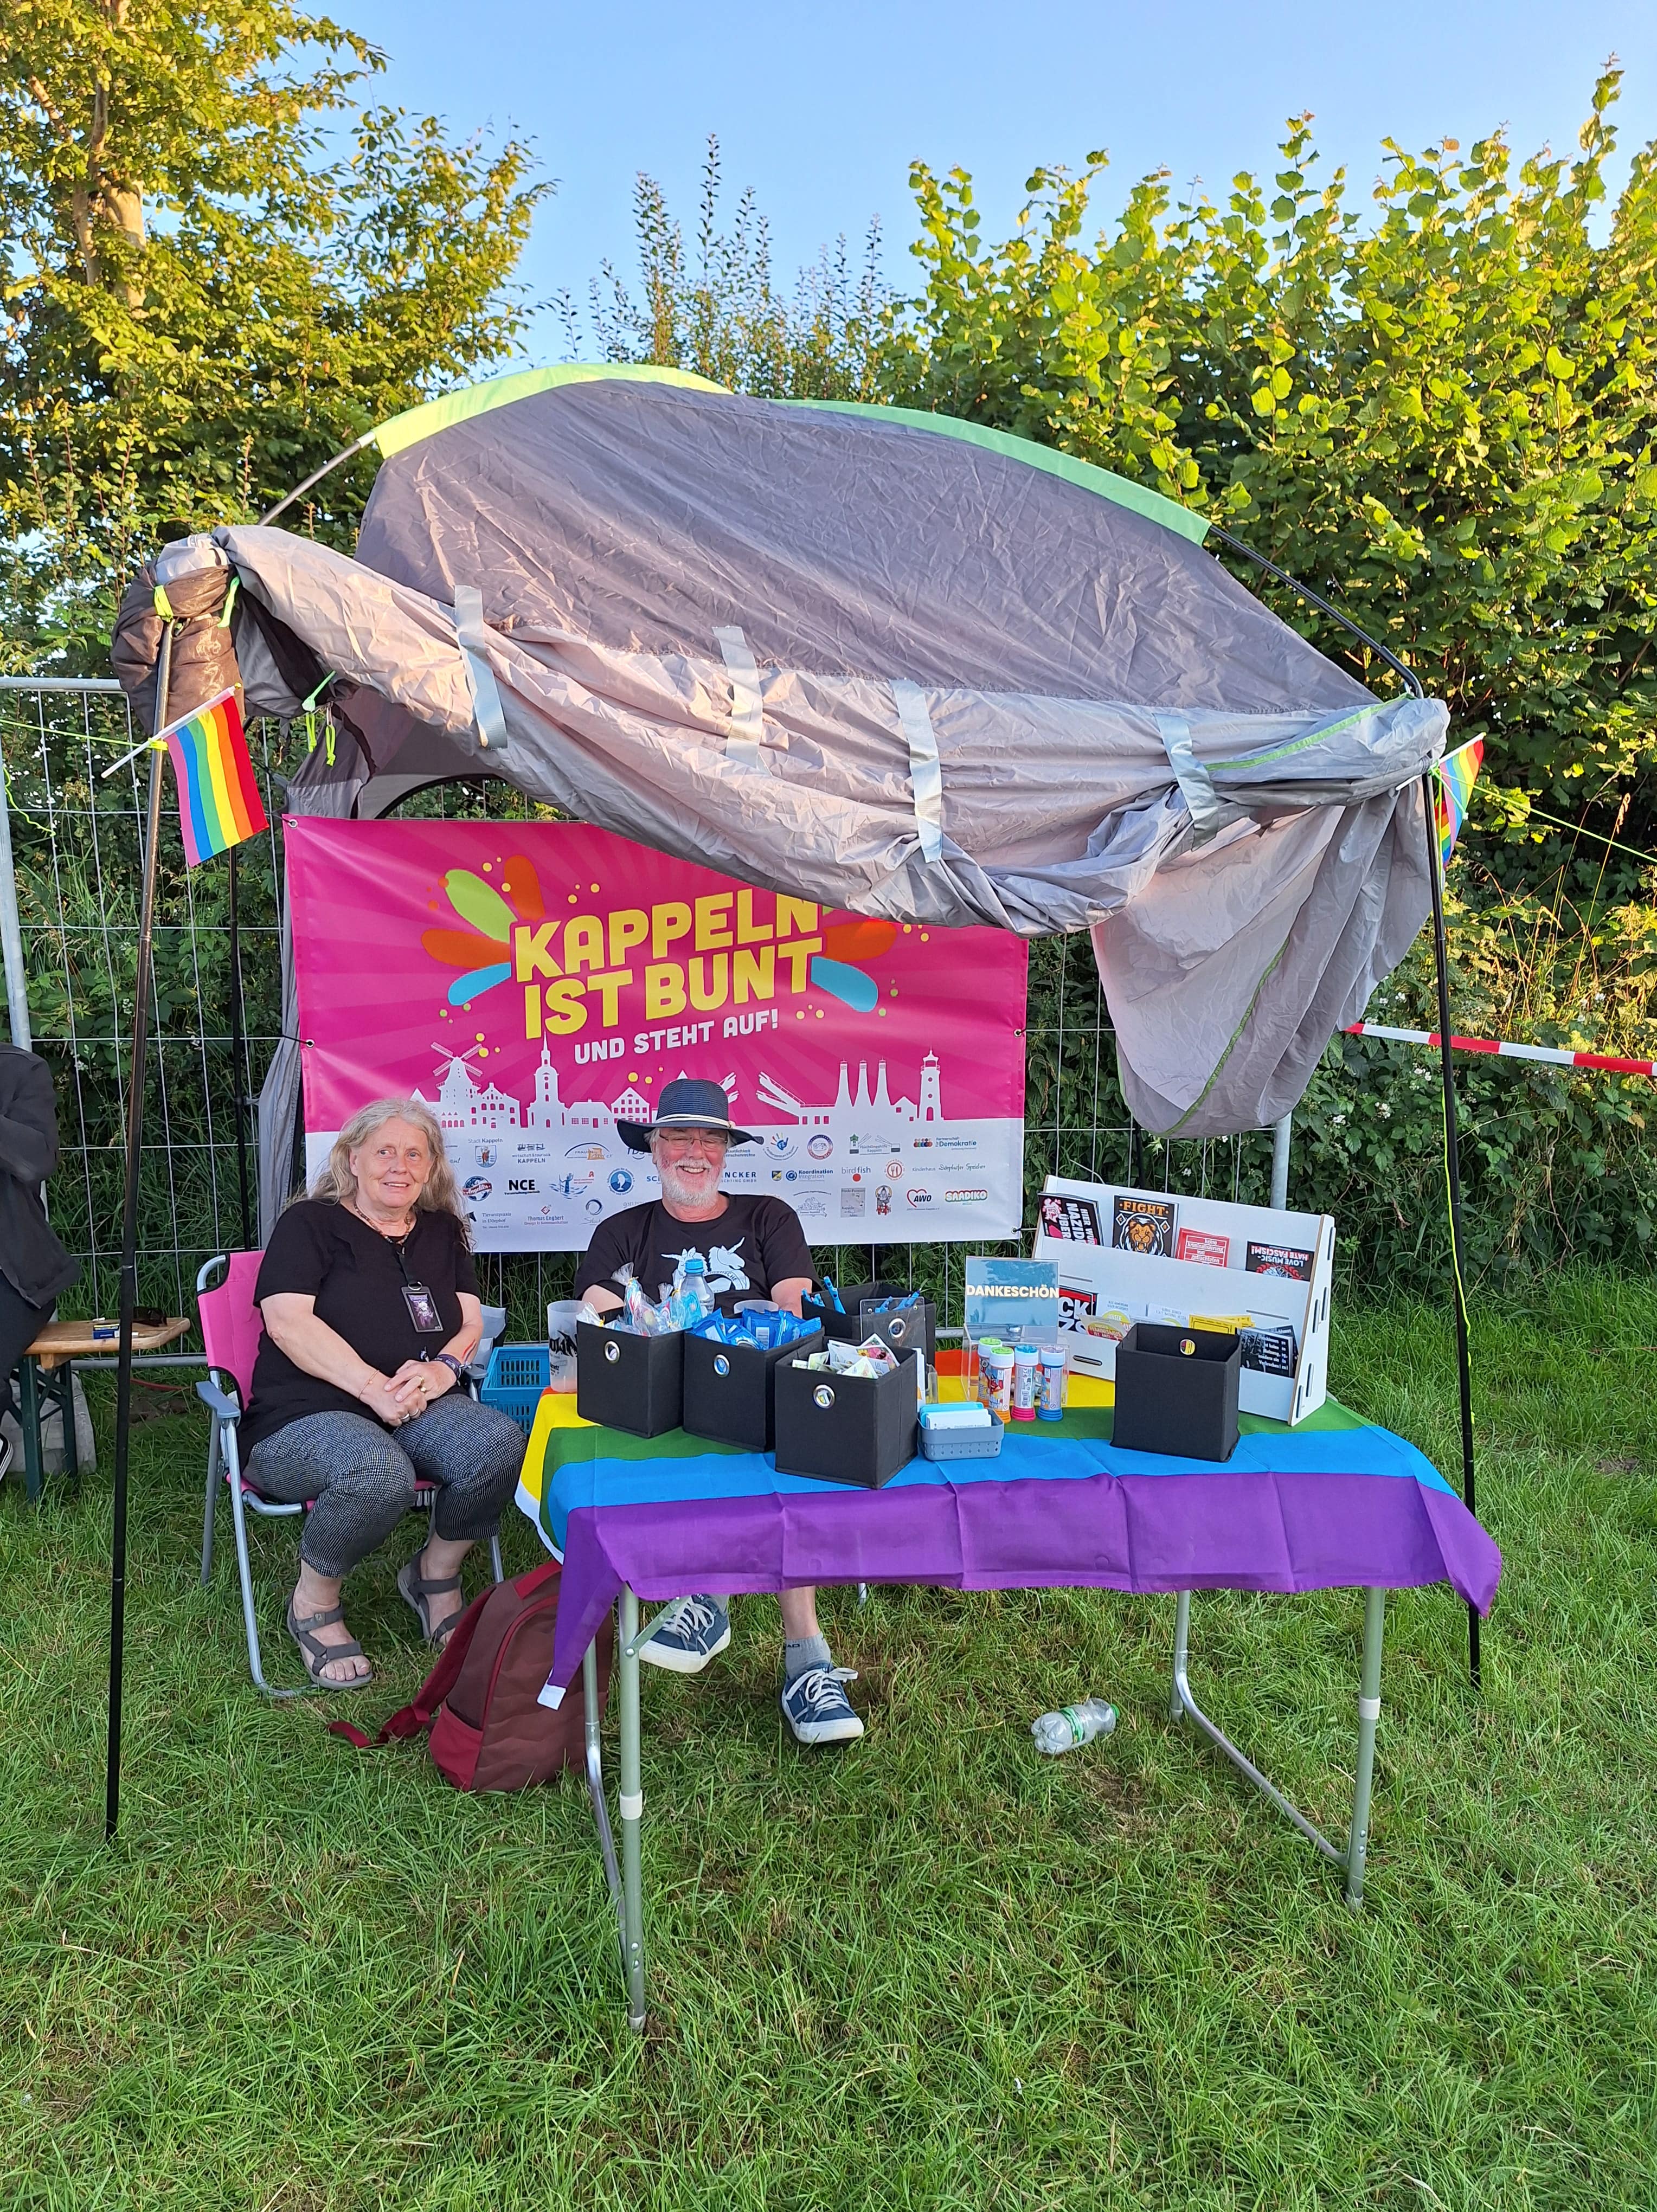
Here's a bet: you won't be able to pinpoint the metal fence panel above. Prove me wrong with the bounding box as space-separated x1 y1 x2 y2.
1 681 1286 1336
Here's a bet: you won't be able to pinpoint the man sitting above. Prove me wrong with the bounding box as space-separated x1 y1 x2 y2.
575 1077 863 1746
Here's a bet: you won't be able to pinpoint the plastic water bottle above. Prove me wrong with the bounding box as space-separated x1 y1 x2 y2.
673 1253 715 1328
1030 1699 1118 1755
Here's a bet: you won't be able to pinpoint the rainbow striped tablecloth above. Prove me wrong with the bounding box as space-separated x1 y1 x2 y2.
515 1384 1500 1703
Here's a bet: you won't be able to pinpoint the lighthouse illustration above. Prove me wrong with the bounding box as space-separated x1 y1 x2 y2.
755 1052 942 1129
919 1050 941 1123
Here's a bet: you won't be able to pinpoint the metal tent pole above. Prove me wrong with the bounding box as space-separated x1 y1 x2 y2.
1207 530 1480 1690
228 847 253 1250
0 741 30 1051
107 626 172 1841
1269 1113 1293 1211
256 431 376 528
1421 773 1479 1688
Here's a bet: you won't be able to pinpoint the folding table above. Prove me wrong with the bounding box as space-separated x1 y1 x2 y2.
15 1316 192 1501
514 1382 1500 2031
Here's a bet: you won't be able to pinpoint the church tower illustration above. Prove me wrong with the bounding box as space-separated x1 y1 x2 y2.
525 1040 562 1129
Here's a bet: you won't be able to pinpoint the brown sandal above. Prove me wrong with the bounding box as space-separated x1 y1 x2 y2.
286 1599 374 1689
398 1550 465 1649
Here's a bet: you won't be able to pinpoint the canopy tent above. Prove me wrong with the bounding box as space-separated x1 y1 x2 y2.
94 370 1480 1841
112 364 1447 1172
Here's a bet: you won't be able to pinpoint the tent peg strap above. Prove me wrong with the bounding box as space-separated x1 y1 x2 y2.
453 586 510 755
891 681 944 864
714 627 765 768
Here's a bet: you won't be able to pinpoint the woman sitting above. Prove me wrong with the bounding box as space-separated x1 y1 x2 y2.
240 1097 524 1689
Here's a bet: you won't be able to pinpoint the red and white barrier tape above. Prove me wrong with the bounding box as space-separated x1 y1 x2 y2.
1344 1023 1656 1079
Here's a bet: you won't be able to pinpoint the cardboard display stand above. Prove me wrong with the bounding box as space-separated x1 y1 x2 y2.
1031 1175 1334 1425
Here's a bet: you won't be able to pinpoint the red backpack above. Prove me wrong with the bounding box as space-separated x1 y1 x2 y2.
330 1561 613 1792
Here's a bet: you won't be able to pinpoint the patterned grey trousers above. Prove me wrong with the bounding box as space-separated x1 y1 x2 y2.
243 1394 524 1579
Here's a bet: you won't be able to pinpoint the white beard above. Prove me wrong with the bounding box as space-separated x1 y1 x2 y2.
657 1158 724 1211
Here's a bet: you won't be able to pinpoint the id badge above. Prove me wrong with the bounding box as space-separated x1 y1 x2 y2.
402 1282 444 1334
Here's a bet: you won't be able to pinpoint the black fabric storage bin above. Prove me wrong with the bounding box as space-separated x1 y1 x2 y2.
576 1320 684 1437
682 1323 825 1451
802 1282 937 1367
1112 1322 1239 1462
773 1352 921 1487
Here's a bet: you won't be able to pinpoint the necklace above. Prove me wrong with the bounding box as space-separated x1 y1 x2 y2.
348 1200 416 1241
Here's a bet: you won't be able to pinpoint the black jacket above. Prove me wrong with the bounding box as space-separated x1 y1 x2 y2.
0 1045 80 1308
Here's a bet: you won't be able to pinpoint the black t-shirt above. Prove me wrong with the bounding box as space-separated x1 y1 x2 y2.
242 1200 478 1450
574 1195 814 1317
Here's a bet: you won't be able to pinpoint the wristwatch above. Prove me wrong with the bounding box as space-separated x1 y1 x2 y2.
436 1353 467 1384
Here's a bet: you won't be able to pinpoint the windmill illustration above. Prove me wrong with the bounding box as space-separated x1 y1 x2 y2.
421 1040 521 1133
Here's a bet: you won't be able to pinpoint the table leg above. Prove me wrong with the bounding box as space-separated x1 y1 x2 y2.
18 1354 43 1503
1344 1587 1386 1911
1168 1588 1347 1873
618 1584 647 2031
582 1631 626 1975
60 1358 78 1478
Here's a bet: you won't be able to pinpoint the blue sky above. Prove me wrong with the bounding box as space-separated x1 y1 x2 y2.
339 1 1657 354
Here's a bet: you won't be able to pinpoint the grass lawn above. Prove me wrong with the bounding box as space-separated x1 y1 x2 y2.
2 1269 1654 2210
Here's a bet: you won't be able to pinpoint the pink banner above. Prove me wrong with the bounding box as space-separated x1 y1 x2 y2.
286 819 1029 1251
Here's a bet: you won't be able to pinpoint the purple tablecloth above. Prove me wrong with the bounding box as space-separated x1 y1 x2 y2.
518 1398 1501 1705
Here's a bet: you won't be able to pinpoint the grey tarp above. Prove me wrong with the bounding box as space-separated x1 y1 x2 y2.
142 370 1448 1140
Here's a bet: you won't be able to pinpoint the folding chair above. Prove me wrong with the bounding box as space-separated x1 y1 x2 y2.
196 1253 504 1696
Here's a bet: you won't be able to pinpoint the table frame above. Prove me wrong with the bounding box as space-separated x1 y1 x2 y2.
580 1580 1389 2032
15 1344 200 1502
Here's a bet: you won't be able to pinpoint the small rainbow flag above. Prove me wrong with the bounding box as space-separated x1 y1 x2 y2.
1433 737 1483 870
160 688 267 867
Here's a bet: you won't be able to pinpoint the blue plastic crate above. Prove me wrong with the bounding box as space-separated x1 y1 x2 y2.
480 1343 551 1439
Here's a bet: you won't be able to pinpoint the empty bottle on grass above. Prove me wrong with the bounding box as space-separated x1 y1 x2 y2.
1031 1699 1117 1755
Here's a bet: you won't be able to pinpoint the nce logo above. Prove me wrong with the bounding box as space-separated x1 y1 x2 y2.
507 1177 538 1194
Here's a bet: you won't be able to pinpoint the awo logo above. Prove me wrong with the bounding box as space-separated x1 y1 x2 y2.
905 1186 935 1208
508 1178 538 1193
946 1187 989 1204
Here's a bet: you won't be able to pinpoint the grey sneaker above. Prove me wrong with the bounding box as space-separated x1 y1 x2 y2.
637 1594 731 1674
781 1664 865 1746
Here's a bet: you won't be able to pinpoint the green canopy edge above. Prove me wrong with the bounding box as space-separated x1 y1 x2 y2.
370 365 1208 545
371 363 728 459
784 398 1209 545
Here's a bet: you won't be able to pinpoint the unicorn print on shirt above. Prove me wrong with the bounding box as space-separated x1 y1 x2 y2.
668 1241 751 1296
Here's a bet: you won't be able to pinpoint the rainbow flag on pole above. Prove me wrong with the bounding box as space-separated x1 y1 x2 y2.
160 688 267 866
1432 737 1483 870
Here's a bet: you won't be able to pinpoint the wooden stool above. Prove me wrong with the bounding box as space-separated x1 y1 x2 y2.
18 1318 191 1501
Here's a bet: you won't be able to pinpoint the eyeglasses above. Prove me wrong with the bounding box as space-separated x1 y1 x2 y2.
654 1128 729 1155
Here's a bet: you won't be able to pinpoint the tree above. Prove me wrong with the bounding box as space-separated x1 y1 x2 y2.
889 70 1657 878
1 0 546 666
586 134 889 402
